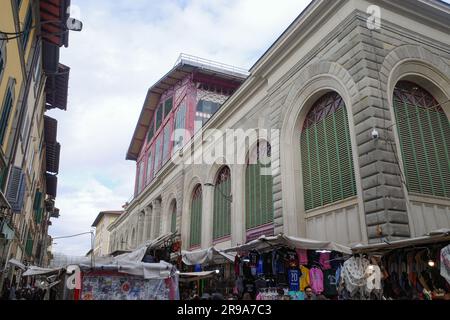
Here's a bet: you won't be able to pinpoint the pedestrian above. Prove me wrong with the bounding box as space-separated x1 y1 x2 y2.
9 283 16 300
304 286 317 300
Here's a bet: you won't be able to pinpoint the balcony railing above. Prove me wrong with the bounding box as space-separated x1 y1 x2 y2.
175 53 249 78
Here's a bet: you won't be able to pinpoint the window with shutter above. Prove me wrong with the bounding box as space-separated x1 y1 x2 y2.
0 88 14 146
213 167 231 240
171 201 177 233
25 231 33 257
0 38 6 82
300 92 357 211
190 185 202 248
245 141 273 230
6 166 25 212
33 190 42 211
22 5 33 51
393 81 450 198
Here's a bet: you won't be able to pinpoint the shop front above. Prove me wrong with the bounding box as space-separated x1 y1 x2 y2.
180 247 235 299
346 229 450 300
222 234 352 300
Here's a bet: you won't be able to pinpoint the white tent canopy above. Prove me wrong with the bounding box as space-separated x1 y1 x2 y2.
23 266 63 277
7 258 26 270
351 229 450 254
178 271 218 283
181 247 235 266
114 232 178 264
222 234 352 254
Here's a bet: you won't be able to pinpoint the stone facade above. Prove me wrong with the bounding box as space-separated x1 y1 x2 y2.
107 0 450 252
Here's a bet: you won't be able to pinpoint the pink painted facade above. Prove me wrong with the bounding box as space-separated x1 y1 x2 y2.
134 71 243 197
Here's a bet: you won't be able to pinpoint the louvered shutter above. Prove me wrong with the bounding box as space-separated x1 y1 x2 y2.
0 88 13 146
245 142 274 230
25 231 33 257
393 81 450 198
6 167 25 212
190 185 202 247
213 167 231 240
300 93 356 211
171 205 177 233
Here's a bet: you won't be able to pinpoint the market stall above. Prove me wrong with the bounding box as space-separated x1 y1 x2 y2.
345 229 450 300
179 247 235 299
222 234 352 300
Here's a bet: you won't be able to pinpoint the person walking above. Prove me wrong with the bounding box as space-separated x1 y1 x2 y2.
9 283 16 300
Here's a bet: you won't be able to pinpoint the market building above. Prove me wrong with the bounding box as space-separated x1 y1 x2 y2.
108 0 450 254
0 0 75 290
91 211 122 257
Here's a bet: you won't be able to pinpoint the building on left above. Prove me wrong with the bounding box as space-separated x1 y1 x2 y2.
0 0 76 290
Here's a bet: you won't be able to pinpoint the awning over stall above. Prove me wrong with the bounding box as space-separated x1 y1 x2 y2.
7 259 26 270
222 234 352 255
181 247 235 266
23 266 63 277
178 271 217 283
351 229 450 254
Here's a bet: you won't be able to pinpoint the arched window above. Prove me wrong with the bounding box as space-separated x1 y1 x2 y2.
170 201 177 233
393 81 450 198
301 92 356 211
190 185 202 247
213 166 231 241
246 141 273 233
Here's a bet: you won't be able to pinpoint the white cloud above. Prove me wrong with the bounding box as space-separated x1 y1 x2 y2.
48 0 311 256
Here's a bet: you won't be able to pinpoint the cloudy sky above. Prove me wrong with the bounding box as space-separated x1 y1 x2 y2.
47 0 311 256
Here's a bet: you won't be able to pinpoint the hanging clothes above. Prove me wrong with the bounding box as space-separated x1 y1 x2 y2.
296 249 308 265
309 267 324 294
319 253 332 270
299 265 310 291
441 244 450 285
365 265 382 293
341 256 369 297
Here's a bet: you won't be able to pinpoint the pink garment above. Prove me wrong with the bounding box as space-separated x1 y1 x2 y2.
309 267 324 294
256 293 262 300
296 249 308 265
319 253 331 270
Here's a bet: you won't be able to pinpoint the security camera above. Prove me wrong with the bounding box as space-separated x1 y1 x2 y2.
371 128 380 140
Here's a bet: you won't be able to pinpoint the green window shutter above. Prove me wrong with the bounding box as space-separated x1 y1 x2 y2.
300 93 356 211
33 191 42 211
393 81 450 198
245 142 274 230
213 167 231 240
190 185 202 247
25 232 34 257
171 205 177 233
